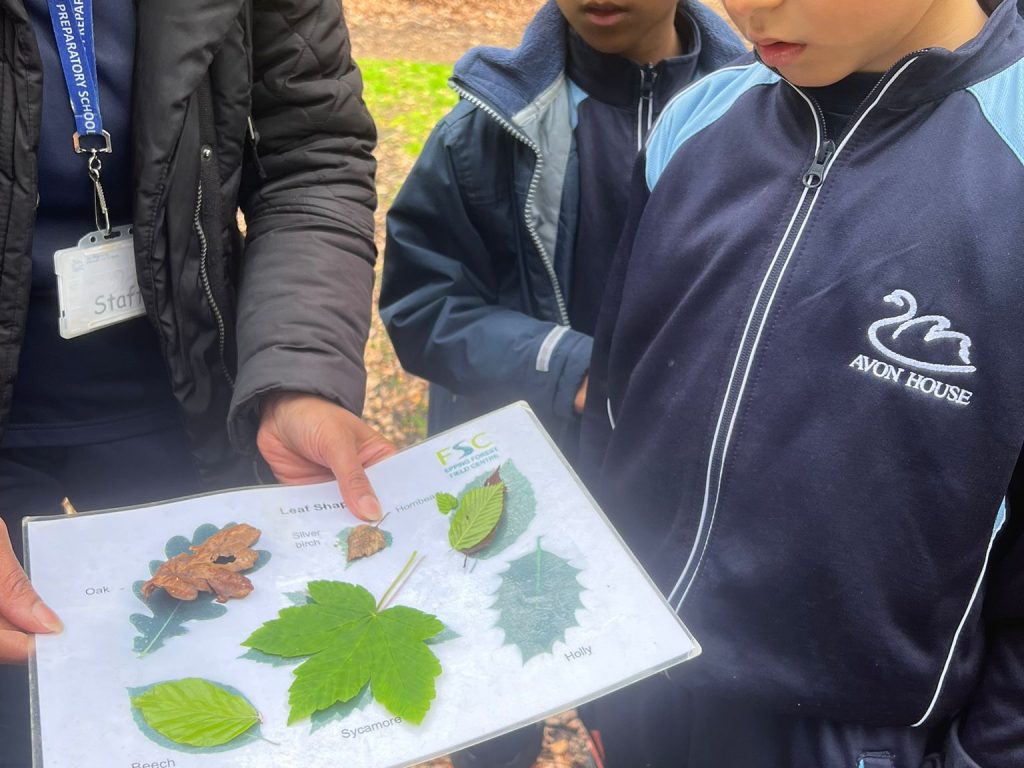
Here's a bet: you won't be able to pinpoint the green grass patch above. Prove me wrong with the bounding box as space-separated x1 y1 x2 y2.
361 59 458 158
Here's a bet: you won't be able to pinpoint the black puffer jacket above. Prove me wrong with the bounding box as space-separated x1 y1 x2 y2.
0 0 377 485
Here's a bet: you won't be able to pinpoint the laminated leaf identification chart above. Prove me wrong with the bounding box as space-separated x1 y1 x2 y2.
25 404 698 768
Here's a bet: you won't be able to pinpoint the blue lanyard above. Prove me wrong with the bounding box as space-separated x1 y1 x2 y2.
46 0 110 152
46 0 113 232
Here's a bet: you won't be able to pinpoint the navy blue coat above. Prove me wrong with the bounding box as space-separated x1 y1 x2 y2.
380 1 742 451
583 0 1024 763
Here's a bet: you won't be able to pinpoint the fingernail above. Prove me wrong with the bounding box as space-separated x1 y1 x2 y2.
358 495 382 521
32 601 63 633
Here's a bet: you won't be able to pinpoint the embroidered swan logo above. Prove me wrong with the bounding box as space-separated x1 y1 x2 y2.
867 289 976 374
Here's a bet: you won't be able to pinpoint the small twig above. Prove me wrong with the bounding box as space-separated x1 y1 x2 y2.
376 551 423 611
372 511 392 529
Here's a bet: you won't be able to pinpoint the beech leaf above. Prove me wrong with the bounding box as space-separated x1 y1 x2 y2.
243 580 444 725
130 678 260 747
447 483 505 554
435 492 458 515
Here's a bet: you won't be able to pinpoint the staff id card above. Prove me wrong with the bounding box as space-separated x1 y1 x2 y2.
53 225 144 339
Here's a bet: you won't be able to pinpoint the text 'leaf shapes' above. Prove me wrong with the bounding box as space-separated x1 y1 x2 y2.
243 580 444 725
492 539 585 662
130 678 260 747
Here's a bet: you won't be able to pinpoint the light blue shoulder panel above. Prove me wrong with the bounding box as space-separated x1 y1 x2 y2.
646 64 780 191
968 58 1024 167
567 79 588 131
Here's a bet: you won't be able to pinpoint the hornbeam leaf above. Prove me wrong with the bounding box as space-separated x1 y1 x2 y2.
243 580 444 725
457 461 536 560
130 678 260 747
435 492 458 515
447 484 505 553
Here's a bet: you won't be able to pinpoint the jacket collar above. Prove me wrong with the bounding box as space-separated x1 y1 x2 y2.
565 9 701 109
882 0 1024 107
451 0 744 120
773 0 1024 112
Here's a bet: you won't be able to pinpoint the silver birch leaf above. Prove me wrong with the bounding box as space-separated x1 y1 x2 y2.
131 678 260 747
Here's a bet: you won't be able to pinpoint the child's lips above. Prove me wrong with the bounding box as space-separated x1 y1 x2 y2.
582 3 628 27
754 40 807 69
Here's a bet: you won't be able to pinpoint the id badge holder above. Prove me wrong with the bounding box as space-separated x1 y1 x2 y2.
53 225 144 339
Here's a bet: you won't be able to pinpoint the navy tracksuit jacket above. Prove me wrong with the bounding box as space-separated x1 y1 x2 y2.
582 1 1024 765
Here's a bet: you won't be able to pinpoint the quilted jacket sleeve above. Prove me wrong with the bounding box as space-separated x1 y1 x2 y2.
379 108 592 442
229 0 377 448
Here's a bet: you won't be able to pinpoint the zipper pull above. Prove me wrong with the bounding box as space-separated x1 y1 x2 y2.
640 65 657 99
638 65 658 146
802 139 835 188
247 115 268 180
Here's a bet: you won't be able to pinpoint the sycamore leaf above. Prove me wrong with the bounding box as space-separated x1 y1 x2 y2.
243 580 444 725
435 492 458 514
448 483 505 554
130 678 260 747
492 538 584 662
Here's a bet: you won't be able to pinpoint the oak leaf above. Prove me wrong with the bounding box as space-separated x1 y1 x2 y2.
142 523 261 603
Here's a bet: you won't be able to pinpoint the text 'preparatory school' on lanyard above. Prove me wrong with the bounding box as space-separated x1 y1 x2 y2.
47 0 113 235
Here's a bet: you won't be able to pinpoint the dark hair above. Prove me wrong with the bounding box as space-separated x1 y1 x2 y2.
978 0 1001 13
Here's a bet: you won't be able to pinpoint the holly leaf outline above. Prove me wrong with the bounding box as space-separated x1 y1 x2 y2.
492 538 585 662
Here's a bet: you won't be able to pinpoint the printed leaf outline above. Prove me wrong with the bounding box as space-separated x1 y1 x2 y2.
130 523 271 657
435 492 458 514
129 678 261 748
492 538 585 663
243 580 444 725
447 483 505 553
454 461 537 560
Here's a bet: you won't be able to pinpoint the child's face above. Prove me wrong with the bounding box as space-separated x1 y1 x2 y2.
724 0 958 86
557 0 680 64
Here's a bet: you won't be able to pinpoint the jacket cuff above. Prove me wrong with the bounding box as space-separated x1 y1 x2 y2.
227 351 367 452
541 326 593 419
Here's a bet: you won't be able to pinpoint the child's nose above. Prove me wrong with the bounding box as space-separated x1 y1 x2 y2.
724 0 786 19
